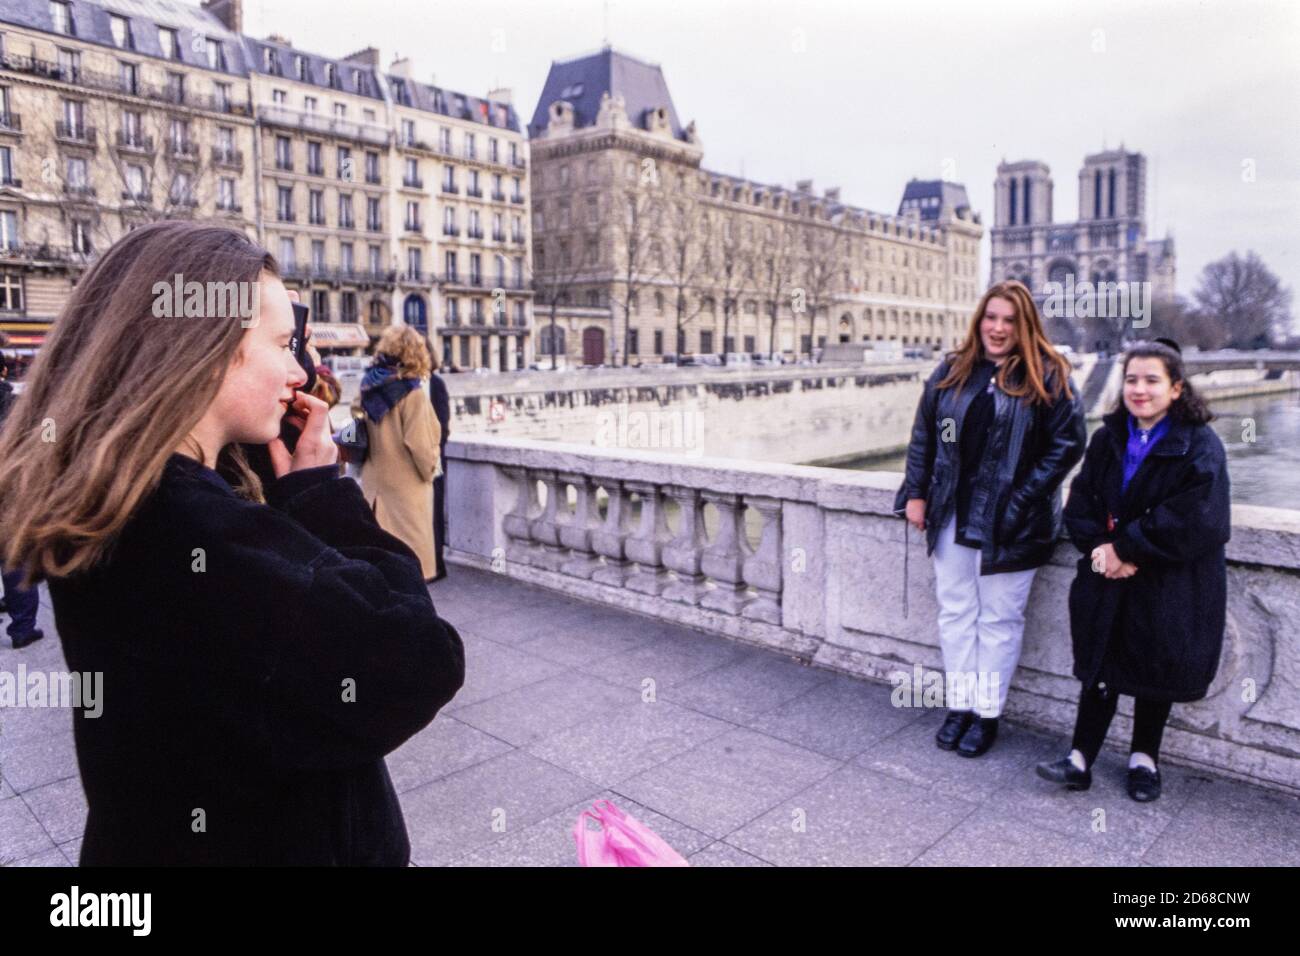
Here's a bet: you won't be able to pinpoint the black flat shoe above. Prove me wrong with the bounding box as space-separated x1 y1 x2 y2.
1036 756 1092 790
935 710 974 750
957 717 999 757
1127 765 1162 802
11 627 44 650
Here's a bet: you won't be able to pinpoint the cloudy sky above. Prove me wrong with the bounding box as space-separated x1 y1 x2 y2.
242 0 1299 317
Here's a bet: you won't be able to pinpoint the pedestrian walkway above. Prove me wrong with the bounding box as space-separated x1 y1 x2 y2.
2 566 1298 866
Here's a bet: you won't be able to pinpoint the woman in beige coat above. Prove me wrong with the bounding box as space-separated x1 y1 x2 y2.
355 326 442 581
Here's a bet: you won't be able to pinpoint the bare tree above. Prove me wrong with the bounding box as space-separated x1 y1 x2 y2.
530 228 589 370
794 218 841 360
755 218 797 358
607 160 665 367
714 211 752 364
1193 250 1294 349
662 191 710 366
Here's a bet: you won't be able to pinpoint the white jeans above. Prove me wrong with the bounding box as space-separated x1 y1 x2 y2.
932 516 1037 718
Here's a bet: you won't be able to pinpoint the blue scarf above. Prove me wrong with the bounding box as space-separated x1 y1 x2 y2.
360 353 419 424
1122 412 1172 493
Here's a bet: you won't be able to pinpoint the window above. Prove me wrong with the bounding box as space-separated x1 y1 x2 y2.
308 189 323 225
169 170 191 204
586 196 598 224
0 145 12 183
271 89 286 104
653 329 663 355
50 2 73 36
442 207 457 235
275 136 292 170
277 185 294 221
57 48 80 81
338 194 354 229
404 157 419 185
218 177 236 209
125 163 145 198
119 61 137 94
279 237 295 270
333 102 346 118
368 245 381 273
406 247 422 277
439 127 452 153
294 55 307 81
365 152 380 183
337 146 352 180
489 138 499 162
65 156 87 188
341 291 357 322
206 38 225 71
366 196 381 231
401 119 415 145
311 240 325 271
303 95 317 112
405 200 420 230
165 71 184 103
0 210 20 250
109 14 132 49
214 81 231 111
444 250 457 281
464 133 476 159
339 242 354 272
312 289 329 319
158 27 180 60
0 272 22 311
306 141 321 175
512 176 523 201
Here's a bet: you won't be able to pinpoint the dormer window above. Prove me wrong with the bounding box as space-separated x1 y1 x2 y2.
325 63 338 88
109 14 133 49
559 82 584 99
295 55 306 80
158 27 180 60
50 1 75 36
206 38 225 71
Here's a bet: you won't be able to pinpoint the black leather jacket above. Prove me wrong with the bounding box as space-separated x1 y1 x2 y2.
893 355 1087 574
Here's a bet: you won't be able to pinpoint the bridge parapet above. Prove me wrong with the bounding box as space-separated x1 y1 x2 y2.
446 435 1300 795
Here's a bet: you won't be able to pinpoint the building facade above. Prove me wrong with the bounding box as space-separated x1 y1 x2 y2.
0 0 533 372
990 147 1176 344
527 47 983 367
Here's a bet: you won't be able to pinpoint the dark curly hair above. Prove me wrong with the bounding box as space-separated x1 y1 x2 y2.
1114 340 1214 425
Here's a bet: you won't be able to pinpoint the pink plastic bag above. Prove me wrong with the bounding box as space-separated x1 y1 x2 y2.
573 800 690 867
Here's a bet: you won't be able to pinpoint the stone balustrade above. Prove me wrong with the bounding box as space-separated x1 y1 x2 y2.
445 433 1300 795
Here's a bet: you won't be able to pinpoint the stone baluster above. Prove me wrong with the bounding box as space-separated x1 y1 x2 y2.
558 472 603 579
699 490 752 615
591 480 634 587
623 479 672 595
501 466 539 567
661 485 709 606
741 496 783 624
528 469 566 571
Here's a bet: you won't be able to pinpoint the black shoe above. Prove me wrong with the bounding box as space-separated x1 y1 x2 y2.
1127 765 1162 802
0 597 8 613
935 710 974 750
11 627 44 650
957 717 999 757
1036 756 1092 790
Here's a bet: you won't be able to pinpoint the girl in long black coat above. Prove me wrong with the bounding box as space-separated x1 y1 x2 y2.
1037 339 1230 802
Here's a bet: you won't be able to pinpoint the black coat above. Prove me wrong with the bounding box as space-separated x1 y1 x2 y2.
47 454 466 865
894 356 1087 574
1063 409 1231 701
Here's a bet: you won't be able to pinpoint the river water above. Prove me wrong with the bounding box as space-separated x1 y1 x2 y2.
831 390 1300 508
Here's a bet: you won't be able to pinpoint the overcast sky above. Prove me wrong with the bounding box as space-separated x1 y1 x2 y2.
243 0 1300 316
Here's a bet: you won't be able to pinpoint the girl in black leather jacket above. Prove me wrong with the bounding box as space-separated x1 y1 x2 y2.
894 280 1085 757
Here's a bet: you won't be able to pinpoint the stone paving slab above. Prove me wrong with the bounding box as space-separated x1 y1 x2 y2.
3 569 1299 867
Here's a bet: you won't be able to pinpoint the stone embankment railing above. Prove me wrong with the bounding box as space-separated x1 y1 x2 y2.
444 434 1300 795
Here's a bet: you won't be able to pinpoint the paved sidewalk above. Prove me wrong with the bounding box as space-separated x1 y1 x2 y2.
3 566 1298 866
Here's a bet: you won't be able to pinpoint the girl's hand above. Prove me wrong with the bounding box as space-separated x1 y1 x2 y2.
1115 561 1139 579
1092 543 1135 579
905 498 926 532
267 391 339 478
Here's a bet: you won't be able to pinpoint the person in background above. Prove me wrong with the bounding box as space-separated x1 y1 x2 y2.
355 327 442 582
0 337 44 648
423 335 451 582
1039 339 1230 802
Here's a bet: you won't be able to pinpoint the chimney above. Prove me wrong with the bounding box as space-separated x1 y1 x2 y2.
342 46 380 67
824 186 840 202
266 33 292 46
487 87 512 104
201 0 242 32
389 56 413 78
795 178 813 194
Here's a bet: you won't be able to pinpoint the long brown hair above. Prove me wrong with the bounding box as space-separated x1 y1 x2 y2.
0 221 278 588
938 279 1073 405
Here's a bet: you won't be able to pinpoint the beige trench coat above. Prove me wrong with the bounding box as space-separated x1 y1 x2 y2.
356 383 442 580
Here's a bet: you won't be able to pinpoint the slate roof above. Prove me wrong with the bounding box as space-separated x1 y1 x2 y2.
529 46 686 140
898 179 973 221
